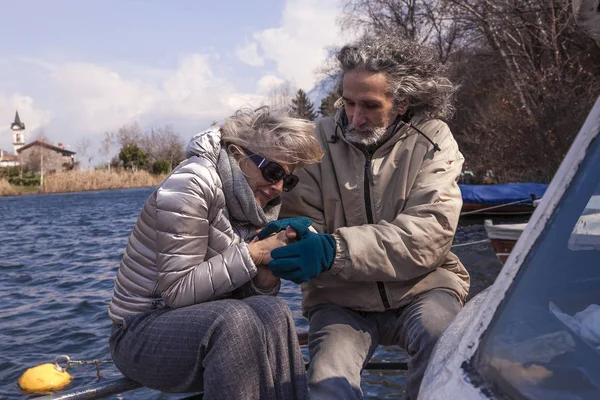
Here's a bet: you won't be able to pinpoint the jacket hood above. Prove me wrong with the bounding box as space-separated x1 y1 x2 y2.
185 127 222 164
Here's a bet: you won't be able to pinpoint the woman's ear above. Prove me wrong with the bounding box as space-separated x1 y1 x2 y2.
227 144 244 160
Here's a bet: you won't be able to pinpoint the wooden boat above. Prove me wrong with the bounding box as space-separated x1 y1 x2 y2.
460 183 547 216
484 192 600 263
484 219 527 264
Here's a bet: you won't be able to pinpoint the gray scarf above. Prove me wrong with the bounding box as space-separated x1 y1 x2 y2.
216 148 281 236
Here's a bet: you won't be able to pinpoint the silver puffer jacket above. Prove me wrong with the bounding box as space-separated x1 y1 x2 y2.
108 128 264 325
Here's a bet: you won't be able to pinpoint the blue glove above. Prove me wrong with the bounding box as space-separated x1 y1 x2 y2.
251 217 313 241
268 221 336 284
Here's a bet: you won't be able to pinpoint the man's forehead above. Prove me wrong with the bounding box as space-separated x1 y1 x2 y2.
342 86 392 102
342 92 386 104
342 71 393 101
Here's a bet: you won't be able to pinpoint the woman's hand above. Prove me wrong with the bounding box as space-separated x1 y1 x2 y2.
254 265 280 289
247 227 297 266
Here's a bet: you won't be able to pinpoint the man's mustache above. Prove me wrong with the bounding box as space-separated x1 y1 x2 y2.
346 125 376 135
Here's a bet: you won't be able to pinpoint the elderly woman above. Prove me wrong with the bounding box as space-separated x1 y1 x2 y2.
108 107 323 399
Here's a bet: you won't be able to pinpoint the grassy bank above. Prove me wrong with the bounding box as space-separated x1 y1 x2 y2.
0 170 167 197
0 178 18 196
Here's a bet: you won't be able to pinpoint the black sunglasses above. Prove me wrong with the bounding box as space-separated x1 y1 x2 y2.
243 149 299 192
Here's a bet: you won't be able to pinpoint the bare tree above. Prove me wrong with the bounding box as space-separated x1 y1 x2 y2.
76 137 93 170
333 0 600 182
446 0 599 117
263 81 295 112
24 128 53 188
341 0 464 62
140 125 185 170
116 122 143 148
102 131 115 172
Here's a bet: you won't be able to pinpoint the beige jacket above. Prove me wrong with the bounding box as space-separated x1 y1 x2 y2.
280 114 470 316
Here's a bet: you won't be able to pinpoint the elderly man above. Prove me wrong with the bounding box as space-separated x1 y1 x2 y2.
264 32 470 400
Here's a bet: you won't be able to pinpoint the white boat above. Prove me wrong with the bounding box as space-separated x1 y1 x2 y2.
420 95 600 399
483 219 528 264
484 193 600 264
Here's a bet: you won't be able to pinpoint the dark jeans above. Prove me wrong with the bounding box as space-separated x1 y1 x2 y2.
306 289 462 400
110 296 307 400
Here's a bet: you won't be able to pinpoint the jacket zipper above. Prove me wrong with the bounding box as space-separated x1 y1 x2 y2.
363 154 391 310
150 281 161 309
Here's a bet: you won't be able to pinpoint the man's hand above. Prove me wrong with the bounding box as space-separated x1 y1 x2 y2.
251 217 313 241
268 222 336 284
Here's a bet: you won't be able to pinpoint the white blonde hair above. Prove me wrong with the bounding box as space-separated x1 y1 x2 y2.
220 106 323 167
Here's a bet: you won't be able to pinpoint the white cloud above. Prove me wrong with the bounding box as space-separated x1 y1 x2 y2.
1 54 258 153
161 54 250 120
50 62 161 132
45 54 260 134
1 0 353 156
239 0 350 90
235 42 265 67
256 75 286 94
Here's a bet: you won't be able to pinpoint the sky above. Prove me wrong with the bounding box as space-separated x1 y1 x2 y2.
0 0 353 166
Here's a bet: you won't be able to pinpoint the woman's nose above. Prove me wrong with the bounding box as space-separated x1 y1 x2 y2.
270 180 284 194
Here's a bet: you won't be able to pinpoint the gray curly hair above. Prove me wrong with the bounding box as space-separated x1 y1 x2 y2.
220 106 323 167
336 32 457 119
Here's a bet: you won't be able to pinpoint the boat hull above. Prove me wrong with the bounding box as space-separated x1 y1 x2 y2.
484 219 527 264
489 238 517 264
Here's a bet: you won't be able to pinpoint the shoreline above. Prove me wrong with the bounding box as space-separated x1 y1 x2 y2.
0 170 167 198
0 184 160 198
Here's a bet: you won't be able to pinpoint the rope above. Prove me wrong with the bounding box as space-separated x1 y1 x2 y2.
54 355 113 378
451 238 491 248
460 198 531 216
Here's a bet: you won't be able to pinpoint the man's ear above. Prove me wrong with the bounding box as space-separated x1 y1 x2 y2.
396 99 409 116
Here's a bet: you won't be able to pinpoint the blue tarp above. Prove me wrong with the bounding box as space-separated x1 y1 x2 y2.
459 183 548 206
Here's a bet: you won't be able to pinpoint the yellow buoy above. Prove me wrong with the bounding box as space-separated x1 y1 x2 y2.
19 362 72 393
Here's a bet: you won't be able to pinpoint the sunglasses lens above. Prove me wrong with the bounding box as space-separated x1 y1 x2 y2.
262 162 287 182
283 175 299 192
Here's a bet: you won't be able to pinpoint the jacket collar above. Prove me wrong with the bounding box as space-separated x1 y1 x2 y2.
185 127 222 165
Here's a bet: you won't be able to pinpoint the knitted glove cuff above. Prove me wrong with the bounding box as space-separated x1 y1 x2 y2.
329 233 350 275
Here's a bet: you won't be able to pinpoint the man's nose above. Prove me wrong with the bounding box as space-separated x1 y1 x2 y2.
350 108 366 127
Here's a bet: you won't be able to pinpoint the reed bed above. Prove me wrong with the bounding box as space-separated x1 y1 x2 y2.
0 178 17 196
42 170 167 193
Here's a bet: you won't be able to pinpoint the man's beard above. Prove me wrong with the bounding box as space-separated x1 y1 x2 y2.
344 124 391 148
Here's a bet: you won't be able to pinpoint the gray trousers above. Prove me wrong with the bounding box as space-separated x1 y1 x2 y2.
307 289 461 400
110 296 307 400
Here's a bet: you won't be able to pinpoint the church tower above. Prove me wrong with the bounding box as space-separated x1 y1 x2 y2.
11 111 26 154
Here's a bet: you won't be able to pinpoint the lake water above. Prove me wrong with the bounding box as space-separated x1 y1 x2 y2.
0 187 505 399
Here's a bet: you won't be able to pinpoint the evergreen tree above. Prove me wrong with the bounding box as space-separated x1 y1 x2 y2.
290 89 316 121
119 144 148 171
319 91 338 117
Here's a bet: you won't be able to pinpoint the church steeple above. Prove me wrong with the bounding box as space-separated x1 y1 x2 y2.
11 110 26 154
11 111 25 131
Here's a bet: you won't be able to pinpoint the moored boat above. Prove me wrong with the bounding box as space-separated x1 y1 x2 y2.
460 183 547 216
484 219 527 264
484 194 600 263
